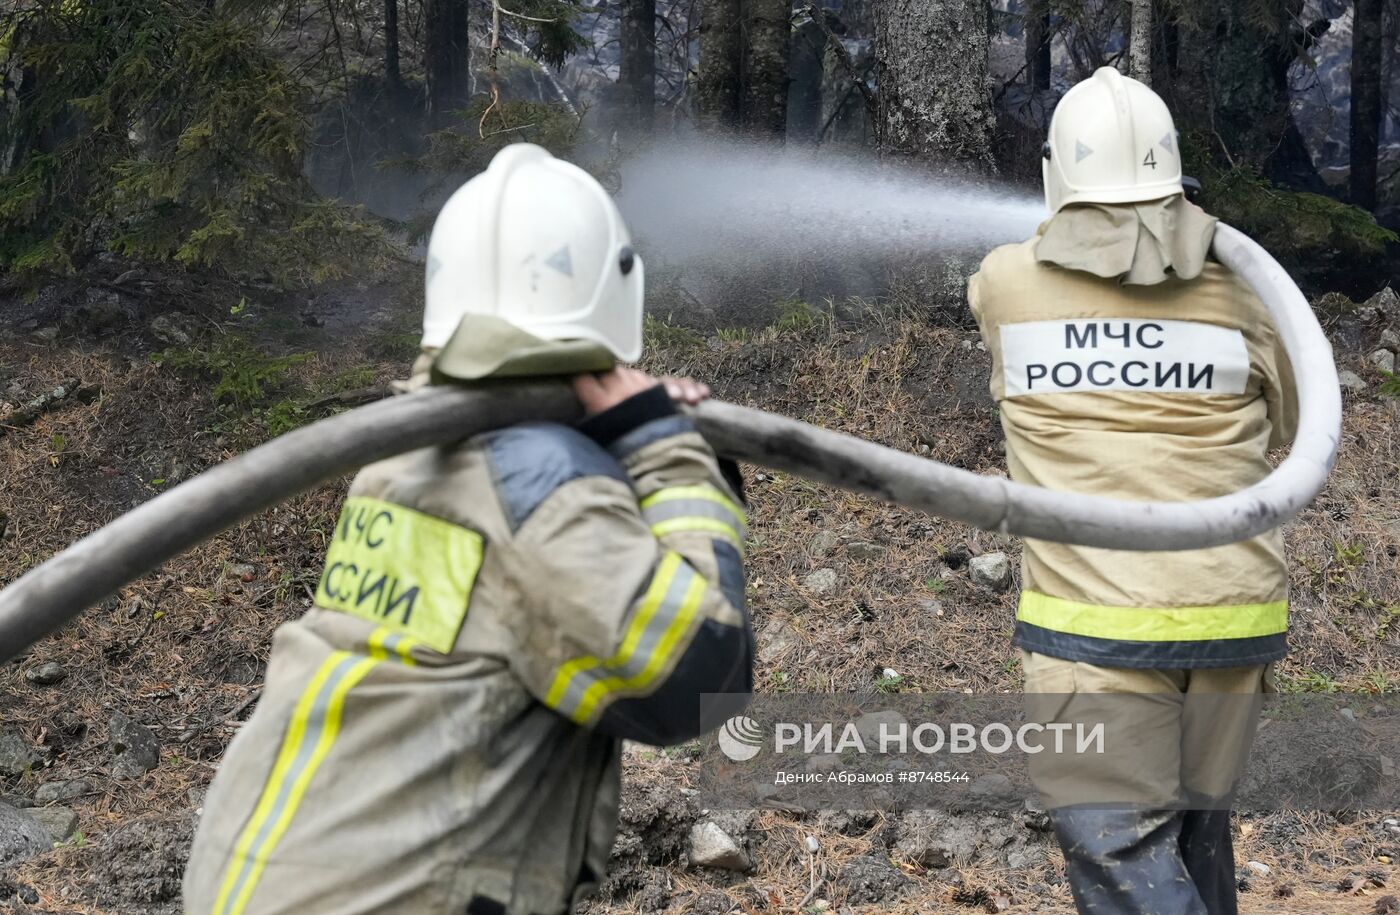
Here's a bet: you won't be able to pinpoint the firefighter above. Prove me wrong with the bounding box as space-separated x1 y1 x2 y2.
184 143 754 915
967 68 1297 915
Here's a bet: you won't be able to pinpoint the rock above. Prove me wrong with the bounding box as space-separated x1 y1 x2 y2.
1364 286 1399 315
839 855 911 904
846 541 888 561
27 805 77 842
968 552 1013 592
1369 349 1397 374
1340 707 1356 722
0 732 40 778
77 288 131 331
854 711 907 751
756 618 800 664
24 662 67 686
228 562 258 582
147 312 198 348
108 713 160 779
1384 817 1399 827
687 821 751 871
1245 860 1271 878
804 568 839 594
1339 370 1369 393
920 599 946 617
1381 328 1400 350
880 667 900 681
34 779 96 805
810 530 840 558
969 773 1020 809
0 803 52 867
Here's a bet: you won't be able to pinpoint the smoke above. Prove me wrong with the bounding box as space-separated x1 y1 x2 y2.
615 141 1047 270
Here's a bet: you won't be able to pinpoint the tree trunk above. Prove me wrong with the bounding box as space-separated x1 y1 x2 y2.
697 0 742 130
385 0 402 90
873 0 995 171
1350 0 1383 210
1129 0 1152 84
1024 0 1051 91
742 0 790 137
424 0 471 125
1171 0 1326 188
787 17 827 143
619 0 657 131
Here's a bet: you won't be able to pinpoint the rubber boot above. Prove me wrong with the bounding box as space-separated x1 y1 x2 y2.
1178 808 1237 915
1051 807 1208 914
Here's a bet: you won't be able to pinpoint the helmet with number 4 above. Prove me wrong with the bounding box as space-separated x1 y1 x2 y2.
423 143 644 361
1042 66 1183 214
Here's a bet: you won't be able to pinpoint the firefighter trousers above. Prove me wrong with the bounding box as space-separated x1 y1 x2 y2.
1021 651 1272 915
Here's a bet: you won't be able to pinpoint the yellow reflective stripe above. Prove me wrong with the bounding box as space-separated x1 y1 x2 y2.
640 485 745 526
572 572 706 723
544 552 681 711
212 651 380 915
650 517 744 552
367 627 419 666
1017 590 1289 642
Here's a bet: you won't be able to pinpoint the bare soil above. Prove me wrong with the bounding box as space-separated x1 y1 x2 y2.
1 270 1397 914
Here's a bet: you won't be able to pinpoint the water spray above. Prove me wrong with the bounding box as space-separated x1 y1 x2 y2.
616 142 1048 266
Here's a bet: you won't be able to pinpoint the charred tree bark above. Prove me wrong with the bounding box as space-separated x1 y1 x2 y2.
1024 0 1051 91
1350 0 1384 210
1171 1 1327 188
1129 0 1152 83
425 0 471 125
698 0 743 130
743 0 791 137
385 0 402 90
873 0 995 171
619 0 657 131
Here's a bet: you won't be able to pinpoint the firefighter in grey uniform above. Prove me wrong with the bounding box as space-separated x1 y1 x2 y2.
183 143 754 915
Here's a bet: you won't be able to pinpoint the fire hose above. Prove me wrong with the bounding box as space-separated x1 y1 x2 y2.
0 225 1340 662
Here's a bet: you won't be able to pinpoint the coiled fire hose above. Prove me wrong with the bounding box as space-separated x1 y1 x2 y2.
0 225 1340 662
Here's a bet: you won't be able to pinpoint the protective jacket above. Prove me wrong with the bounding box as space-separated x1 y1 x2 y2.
969 215 1298 669
184 379 753 915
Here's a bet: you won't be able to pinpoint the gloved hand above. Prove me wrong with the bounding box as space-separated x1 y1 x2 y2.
571 367 709 415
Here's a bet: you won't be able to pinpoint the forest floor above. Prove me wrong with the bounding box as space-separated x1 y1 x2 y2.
0 258 1398 914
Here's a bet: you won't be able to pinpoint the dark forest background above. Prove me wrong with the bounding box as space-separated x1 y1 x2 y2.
2 0 1398 295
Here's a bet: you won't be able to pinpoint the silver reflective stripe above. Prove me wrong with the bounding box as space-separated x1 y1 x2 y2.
551 561 698 721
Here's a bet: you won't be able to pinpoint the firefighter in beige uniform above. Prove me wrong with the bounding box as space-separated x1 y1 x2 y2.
183 144 754 915
969 69 1297 915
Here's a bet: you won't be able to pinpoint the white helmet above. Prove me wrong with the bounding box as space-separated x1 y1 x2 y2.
423 143 644 361
1042 66 1183 214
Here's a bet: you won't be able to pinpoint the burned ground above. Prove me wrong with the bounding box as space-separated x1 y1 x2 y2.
0 271 1398 914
